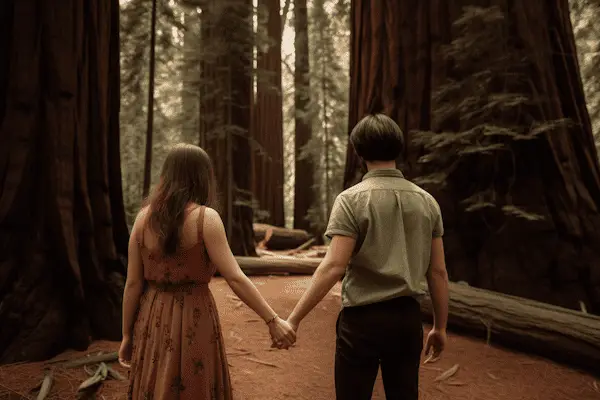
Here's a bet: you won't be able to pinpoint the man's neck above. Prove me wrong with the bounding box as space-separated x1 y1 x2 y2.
365 160 396 171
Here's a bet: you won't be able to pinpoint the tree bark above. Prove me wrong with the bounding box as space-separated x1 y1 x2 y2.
344 0 600 313
0 0 127 363
251 0 285 227
253 223 311 250
199 0 256 256
293 0 315 232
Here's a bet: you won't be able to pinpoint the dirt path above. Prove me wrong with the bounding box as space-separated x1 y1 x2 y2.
1 276 598 399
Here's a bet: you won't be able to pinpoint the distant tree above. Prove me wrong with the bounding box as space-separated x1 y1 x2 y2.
293 0 315 232
252 0 285 227
199 0 256 255
0 0 128 362
344 1 600 313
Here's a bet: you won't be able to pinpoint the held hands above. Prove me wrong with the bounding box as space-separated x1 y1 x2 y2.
423 327 447 364
268 316 297 350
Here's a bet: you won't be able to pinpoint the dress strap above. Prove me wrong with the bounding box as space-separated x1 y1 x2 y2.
196 206 206 245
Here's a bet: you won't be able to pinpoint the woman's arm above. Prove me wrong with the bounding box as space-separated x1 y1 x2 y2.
203 208 295 346
122 211 146 339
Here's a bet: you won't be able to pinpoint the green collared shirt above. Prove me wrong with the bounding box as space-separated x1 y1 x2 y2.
325 168 444 308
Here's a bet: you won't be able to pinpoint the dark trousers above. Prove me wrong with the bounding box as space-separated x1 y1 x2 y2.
334 296 423 400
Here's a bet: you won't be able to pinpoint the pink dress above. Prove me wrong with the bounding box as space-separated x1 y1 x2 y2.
128 206 233 399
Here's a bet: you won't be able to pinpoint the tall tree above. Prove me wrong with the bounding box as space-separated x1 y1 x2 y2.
200 0 256 256
293 0 315 231
344 0 600 313
251 0 285 227
142 0 158 198
181 6 201 145
0 0 128 363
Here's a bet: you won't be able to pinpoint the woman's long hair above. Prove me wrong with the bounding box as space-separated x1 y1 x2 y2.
145 144 217 255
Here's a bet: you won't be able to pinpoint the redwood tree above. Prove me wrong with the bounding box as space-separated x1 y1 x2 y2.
0 0 128 363
251 0 285 227
344 0 600 313
200 0 256 256
293 0 315 231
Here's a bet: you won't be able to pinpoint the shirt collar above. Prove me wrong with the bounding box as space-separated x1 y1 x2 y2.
362 168 405 181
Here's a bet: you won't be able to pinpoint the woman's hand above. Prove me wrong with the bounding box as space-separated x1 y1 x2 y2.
268 317 296 349
118 335 133 369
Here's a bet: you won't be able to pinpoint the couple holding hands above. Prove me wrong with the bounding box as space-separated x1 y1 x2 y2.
119 114 449 400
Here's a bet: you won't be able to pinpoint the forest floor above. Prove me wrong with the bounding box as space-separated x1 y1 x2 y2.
1 276 599 400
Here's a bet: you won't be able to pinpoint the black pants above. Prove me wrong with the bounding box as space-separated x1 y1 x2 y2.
334 296 423 400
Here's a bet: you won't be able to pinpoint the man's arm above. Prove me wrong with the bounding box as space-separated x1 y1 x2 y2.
426 237 449 331
287 235 355 328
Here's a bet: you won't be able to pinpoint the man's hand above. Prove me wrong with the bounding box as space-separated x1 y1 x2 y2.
424 328 447 363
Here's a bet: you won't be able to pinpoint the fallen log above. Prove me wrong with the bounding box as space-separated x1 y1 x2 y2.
419 282 600 375
233 255 600 374
235 256 319 275
253 223 312 250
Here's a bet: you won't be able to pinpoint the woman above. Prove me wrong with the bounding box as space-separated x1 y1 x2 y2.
118 144 296 399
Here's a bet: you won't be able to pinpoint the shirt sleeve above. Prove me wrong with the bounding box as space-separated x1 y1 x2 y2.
325 194 359 239
430 197 444 238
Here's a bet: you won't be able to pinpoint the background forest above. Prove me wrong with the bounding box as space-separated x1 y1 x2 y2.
119 0 599 235
120 0 350 235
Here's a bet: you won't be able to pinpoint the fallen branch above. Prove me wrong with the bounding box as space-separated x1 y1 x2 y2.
285 238 317 255
435 364 459 382
63 352 118 369
242 356 279 368
235 256 319 275
36 371 54 400
77 363 108 399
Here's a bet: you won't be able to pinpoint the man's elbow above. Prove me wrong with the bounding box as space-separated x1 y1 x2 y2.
427 265 449 282
321 260 347 279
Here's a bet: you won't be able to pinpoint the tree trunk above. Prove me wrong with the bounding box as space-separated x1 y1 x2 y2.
181 8 200 144
0 0 128 363
199 0 256 256
251 0 285 227
344 0 600 314
293 0 315 232
142 0 157 198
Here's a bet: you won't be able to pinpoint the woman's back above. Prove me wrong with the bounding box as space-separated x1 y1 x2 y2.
138 205 216 285
128 204 233 399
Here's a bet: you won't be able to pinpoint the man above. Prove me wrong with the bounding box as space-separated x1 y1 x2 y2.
285 113 449 399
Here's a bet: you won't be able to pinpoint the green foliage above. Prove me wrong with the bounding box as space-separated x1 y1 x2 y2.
303 0 350 232
412 5 568 223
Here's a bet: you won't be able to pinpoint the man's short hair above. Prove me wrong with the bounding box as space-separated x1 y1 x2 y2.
349 114 404 162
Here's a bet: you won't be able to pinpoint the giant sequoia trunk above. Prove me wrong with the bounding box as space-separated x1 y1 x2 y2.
293 0 315 232
344 0 600 313
251 0 285 227
200 0 256 256
0 0 128 363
